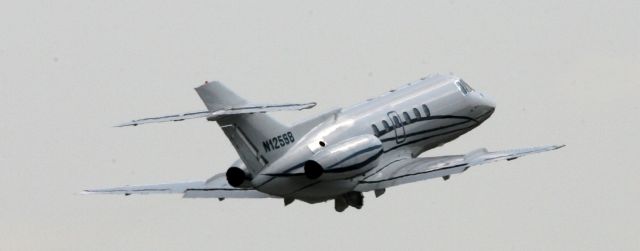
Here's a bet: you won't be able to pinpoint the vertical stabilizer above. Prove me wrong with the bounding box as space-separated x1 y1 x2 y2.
195 81 247 111
195 82 290 174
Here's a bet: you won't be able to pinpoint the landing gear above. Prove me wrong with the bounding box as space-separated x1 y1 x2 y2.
344 192 364 209
334 197 348 212
333 192 364 212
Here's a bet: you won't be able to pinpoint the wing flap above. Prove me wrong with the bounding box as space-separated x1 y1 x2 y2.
355 145 564 192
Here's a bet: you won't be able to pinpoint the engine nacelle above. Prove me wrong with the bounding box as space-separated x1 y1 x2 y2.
225 160 252 188
304 134 382 180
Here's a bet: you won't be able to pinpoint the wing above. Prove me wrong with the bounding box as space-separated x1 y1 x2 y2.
83 174 273 199
355 145 565 192
115 102 316 127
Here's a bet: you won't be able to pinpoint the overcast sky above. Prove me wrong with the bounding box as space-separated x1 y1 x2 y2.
1 0 638 250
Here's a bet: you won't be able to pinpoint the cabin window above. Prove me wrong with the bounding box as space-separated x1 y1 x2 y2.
382 120 392 131
372 124 382 136
422 104 431 117
393 116 401 128
403 112 412 124
413 108 422 119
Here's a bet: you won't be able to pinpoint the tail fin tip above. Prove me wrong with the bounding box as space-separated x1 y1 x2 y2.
195 81 247 111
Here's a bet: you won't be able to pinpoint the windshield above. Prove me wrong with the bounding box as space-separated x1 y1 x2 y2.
457 79 474 95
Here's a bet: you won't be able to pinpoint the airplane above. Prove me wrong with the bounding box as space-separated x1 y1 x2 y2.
85 73 564 212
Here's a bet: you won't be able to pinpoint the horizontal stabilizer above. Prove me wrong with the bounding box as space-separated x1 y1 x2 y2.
115 102 316 127
83 174 274 199
83 181 203 195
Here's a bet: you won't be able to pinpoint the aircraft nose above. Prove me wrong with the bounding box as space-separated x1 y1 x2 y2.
479 92 496 110
473 92 496 119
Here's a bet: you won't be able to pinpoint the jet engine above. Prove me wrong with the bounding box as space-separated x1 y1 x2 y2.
225 160 252 188
304 134 382 180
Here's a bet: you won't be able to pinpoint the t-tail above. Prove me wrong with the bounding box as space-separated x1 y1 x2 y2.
115 81 317 174
196 82 303 174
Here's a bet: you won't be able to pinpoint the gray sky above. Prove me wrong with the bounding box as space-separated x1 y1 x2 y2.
1 0 638 250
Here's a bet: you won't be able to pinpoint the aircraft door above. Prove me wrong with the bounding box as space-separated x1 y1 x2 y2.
387 111 406 144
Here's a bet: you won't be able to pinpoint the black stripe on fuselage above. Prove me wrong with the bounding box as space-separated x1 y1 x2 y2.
325 146 382 169
282 151 383 196
379 119 474 143
278 150 384 196
324 150 383 173
264 145 382 177
383 123 480 153
426 115 479 123
358 163 469 184
376 114 478 138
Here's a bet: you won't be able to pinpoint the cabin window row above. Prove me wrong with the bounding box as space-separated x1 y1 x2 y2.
371 104 431 137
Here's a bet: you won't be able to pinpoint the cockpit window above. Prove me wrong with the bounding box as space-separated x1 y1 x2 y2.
457 79 474 95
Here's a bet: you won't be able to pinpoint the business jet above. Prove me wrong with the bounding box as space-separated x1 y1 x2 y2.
85 74 563 212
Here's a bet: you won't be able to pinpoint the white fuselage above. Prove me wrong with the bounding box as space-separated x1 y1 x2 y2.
252 74 495 202
88 73 561 213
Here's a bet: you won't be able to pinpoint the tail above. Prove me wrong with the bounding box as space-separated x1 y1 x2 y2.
195 82 293 174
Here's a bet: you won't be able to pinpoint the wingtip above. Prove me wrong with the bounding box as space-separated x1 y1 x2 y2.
113 122 137 128
80 190 95 195
303 102 317 109
195 80 223 90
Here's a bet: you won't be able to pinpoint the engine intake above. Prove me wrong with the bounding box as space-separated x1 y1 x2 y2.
304 160 324 179
226 167 247 187
224 159 253 188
